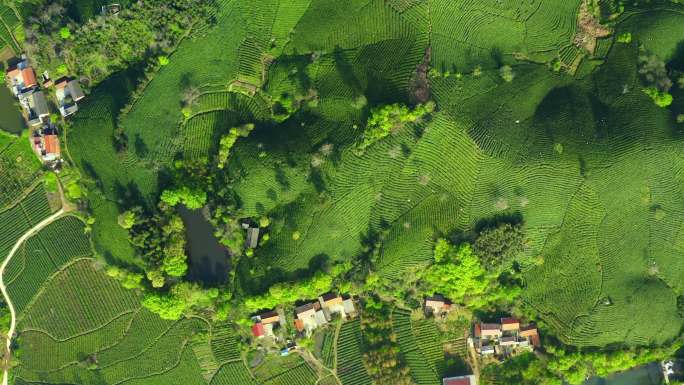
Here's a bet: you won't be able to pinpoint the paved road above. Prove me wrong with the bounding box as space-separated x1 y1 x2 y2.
0 209 64 385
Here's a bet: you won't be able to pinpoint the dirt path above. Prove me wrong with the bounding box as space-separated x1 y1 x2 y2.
0 208 64 385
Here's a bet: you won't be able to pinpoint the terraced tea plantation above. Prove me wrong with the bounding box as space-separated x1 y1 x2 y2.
5 0 684 384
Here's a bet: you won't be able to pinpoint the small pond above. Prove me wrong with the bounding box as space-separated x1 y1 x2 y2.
0 86 26 134
583 363 663 385
178 205 230 285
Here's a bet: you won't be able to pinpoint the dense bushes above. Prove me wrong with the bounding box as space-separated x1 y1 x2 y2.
420 238 522 310
481 342 682 385
358 102 435 151
243 262 351 311
24 0 216 85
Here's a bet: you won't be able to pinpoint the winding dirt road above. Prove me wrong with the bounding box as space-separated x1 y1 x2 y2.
0 209 64 385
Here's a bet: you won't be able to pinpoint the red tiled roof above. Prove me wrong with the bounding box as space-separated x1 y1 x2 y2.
251 323 264 337
474 323 481 338
501 317 520 325
43 135 60 155
7 68 20 77
21 68 37 87
294 319 304 332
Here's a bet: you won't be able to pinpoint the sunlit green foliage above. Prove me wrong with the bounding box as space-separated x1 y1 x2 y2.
358 102 435 150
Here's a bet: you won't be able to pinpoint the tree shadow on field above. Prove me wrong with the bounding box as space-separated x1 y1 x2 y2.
113 181 145 210
447 212 524 245
490 47 504 67
274 166 290 191
333 45 363 98
236 253 332 295
133 134 149 158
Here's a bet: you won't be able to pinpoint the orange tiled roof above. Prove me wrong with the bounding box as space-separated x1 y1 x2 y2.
44 135 60 155
21 68 37 87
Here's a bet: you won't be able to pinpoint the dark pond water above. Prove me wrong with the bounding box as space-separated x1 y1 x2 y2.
583 363 663 385
178 205 230 285
0 87 26 134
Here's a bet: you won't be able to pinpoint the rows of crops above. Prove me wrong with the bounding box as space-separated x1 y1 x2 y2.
211 323 242 363
336 319 371 385
0 135 42 209
0 3 20 52
319 330 336 368
0 185 51 261
18 312 134 372
392 309 441 385
262 361 318 385
191 336 220 381
211 361 258 385
21 259 140 339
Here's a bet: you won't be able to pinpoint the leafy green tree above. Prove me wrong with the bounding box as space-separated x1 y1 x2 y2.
643 87 673 107
217 124 255 168
616 32 632 43
142 293 186 320
117 210 138 230
358 102 435 150
160 186 207 209
423 242 489 304
146 269 165 288
473 223 525 269
59 27 71 40
500 65 515 82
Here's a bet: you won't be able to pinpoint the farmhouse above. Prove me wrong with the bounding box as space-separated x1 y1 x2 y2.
251 309 282 338
470 316 541 358
294 302 328 334
424 294 452 316
442 374 477 385
20 90 50 127
6 60 37 96
55 78 85 117
31 124 61 162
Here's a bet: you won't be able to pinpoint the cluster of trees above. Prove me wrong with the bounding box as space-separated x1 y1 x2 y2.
119 203 188 287
361 298 414 385
419 221 526 310
638 53 675 108
142 281 231 320
420 240 521 310
24 0 216 85
358 102 435 151
481 341 682 385
160 159 211 209
243 262 352 312
217 124 255 169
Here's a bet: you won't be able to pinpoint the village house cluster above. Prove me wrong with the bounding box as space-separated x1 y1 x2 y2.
470 317 540 358
251 293 357 342
294 293 357 335
5 57 85 165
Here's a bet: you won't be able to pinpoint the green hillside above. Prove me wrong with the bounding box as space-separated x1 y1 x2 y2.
3 0 684 384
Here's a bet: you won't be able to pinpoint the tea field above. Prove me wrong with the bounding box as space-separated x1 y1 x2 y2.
31 1 684 384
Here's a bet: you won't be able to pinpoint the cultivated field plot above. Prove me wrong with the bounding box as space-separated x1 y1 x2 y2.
0 3 21 53
4 216 92 315
0 134 43 210
0 185 51 262
393 309 444 385
336 319 371 385
14 258 214 384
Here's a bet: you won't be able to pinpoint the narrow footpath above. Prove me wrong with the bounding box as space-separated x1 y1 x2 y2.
0 209 64 385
